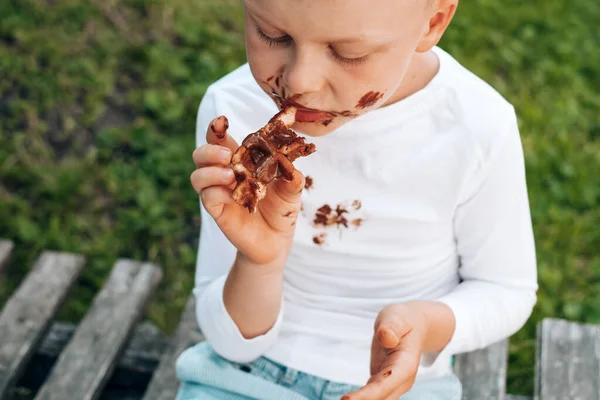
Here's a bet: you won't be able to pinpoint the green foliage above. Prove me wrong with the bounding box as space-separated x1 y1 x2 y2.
0 0 598 395
0 0 246 330
440 0 600 393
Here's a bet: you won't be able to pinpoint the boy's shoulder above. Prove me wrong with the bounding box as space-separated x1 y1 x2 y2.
208 62 262 94
434 47 519 152
436 47 516 119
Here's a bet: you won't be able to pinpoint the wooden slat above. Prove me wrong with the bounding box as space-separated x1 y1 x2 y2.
37 321 167 376
35 260 162 400
0 240 14 274
453 339 508 400
505 396 532 400
535 318 600 400
0 251 85 398
143 295 204 400
17 322 168 394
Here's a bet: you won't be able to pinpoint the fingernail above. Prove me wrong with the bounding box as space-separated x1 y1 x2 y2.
222 168 234 180
218 115 229 131
220 148 231 161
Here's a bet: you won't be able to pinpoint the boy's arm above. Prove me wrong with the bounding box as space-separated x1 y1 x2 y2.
193 204 285 362
192 89 284 362
429 109 538 360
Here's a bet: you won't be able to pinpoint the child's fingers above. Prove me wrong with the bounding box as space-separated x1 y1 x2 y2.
374 307 412 349
206 115 239 152
344 348 420 400
342 367 411 400
271 168 306 205
190 166 235 195
192 144 232 168
200 186 237 220
376 326 401 350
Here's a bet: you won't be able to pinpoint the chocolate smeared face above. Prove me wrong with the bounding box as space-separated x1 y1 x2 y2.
260 78 363 131
230 107 316 213
244 0 442 137
356 91 384 109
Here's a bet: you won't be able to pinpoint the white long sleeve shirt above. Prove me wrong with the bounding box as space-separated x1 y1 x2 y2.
192 46 538 386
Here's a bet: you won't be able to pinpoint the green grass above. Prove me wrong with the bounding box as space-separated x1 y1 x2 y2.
0 0 598 395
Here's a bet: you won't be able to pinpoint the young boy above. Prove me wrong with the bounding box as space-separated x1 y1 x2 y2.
176 0 538 398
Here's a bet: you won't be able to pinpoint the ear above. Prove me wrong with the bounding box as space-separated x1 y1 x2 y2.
416 0 459 53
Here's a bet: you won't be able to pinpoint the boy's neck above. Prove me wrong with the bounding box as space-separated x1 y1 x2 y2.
383 50 440 107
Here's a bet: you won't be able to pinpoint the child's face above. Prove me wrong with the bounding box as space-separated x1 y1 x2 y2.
244 0 454 136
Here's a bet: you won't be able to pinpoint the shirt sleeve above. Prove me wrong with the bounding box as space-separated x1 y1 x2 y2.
192 88 284 362
426 109 538 362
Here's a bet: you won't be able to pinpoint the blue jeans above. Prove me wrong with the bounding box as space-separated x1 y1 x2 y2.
175 342 462 400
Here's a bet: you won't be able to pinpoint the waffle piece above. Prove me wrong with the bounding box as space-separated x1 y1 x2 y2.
231 107 316 213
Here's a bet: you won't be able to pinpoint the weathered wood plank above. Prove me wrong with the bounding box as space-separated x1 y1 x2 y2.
0 240 14 274
0 252 85 399
38 322 167 375
453 339 508 400
535 318 600 400
505 396 532 400
16 322 168 394
143 296 204 400
35 260 162 400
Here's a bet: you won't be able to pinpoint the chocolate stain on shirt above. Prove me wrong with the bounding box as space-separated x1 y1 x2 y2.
311 201 365 245
336 204 348 215
313 203 364 229
351 218 363 227
305 176 314 190
313 232 327 246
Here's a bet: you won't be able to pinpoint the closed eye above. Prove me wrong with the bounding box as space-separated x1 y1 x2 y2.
328 46 370 67
256 27 292 47
257 27 370 68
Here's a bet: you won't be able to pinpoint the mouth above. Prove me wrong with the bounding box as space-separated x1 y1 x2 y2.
261 78 356 126
294 108 334 123
269 92 334 123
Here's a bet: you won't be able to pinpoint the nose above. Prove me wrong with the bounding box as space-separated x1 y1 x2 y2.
283 45 326 97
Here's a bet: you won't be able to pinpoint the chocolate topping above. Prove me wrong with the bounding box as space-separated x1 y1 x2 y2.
230 107 316 213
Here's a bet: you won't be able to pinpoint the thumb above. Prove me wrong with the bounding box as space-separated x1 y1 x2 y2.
375 306 412 349
272 168 305 204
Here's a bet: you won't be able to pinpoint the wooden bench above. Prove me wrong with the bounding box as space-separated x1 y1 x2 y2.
0 239 598 400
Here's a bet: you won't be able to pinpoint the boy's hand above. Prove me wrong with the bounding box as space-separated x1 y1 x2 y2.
191 115 305 267
342 304 429 400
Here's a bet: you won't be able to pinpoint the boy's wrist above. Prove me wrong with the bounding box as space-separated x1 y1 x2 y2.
234 250 287 275
403 301 456 353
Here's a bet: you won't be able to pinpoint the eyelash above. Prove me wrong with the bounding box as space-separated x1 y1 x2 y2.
256 28 369 67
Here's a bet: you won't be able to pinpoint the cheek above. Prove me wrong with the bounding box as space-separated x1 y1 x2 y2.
246 35 286 82
355 48 416 103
